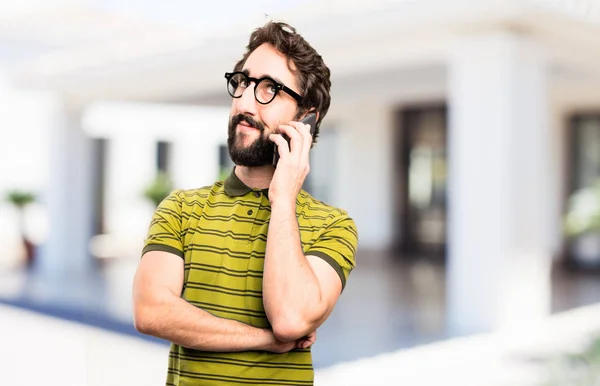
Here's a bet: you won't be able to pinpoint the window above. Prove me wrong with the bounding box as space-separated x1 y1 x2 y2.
394 106 447 259
304 126 338 204
566 115 600 269
218 144 234 181
156 141 171 174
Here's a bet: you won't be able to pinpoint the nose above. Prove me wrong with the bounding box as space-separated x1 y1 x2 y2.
236 83 257 116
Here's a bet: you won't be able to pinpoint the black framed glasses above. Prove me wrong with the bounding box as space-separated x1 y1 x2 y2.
225 71 303 105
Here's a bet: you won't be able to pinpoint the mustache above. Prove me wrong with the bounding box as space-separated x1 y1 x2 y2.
231 114 265 132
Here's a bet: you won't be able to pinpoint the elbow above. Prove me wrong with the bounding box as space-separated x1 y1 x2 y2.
133 302 157 335
132 288 176 336
272 321 309 342
133 315 150 335
268 303 328 342
271 313 319 342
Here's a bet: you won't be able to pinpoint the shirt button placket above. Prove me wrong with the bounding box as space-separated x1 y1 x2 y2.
248 190 261 217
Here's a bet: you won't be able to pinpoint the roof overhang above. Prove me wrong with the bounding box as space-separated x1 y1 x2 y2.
10 0 600 105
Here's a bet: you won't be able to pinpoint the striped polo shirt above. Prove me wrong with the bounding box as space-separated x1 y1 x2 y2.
142 168 358 386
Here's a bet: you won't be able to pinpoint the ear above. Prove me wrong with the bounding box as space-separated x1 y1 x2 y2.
296 108 318 123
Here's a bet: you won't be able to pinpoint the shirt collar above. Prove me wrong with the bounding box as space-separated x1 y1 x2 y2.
223 167 269 198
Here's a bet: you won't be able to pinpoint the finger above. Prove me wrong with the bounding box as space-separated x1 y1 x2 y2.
289 120 312 150
297 121 313 156
302 339 313 349
289 120 312 167
278 124 303 159
297 334 315 349
269 134 291 158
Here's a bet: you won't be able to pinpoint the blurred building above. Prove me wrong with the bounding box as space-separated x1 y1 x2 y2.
1 0 600 337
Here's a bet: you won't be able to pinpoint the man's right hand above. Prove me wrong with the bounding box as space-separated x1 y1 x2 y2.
295 331 316 350
263 330 316 353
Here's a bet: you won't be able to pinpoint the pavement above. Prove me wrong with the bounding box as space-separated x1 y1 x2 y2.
2 301 600 386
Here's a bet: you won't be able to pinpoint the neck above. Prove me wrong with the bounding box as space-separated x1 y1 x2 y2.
234 165 274 190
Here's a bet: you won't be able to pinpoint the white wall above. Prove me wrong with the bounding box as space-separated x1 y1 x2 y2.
82 101 230 259
325 63 447 253
39 105 98 277
446 31 554 334
332 102 395 251
0 88 56 269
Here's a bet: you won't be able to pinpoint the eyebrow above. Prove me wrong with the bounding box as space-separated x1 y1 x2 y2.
241 69 285 85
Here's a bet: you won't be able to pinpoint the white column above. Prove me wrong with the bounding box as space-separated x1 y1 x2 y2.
37 105 97 277
335 103 394 250
171 132 223 190
0 70 23 269
83 101 230 192
104 134 157 240
446 31 553 335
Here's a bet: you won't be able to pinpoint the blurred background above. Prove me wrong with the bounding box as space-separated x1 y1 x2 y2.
1 0 600 385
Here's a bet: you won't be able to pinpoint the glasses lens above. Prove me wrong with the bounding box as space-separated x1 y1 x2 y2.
227 73 247 97
256 79 278 104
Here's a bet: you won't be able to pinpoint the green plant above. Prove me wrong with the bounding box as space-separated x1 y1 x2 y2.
564 178 600 237
218 167 231 182
143 172 173 207
541 333 600 386
6 191 35 209
5 190 36 267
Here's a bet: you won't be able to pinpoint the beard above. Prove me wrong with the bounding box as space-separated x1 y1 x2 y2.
227 114 275 167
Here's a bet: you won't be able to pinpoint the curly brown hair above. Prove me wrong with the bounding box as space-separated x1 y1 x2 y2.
233 21 331 143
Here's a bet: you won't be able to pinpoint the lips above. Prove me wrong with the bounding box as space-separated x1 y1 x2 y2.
230 114 264 134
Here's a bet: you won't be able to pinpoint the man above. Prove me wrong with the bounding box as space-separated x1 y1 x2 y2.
133 21 358 386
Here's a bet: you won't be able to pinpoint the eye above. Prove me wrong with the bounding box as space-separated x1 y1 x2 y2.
231 73 248 89
264 80 277 95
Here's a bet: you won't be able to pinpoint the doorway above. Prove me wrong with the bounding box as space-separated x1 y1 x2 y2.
565 114 600 270
394 106 448 260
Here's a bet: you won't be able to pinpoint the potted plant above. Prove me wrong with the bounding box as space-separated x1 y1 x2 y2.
564 177 600 269
143 171 173 208
5 190 36 268
540 333 600 386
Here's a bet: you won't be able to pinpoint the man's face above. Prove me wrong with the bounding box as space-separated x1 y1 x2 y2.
228 43 301 167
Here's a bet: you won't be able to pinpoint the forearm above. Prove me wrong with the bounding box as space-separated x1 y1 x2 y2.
134 291 271 352
263 201 325 341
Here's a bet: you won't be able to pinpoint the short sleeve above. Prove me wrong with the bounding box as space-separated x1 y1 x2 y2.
306 214 358 291
141 189 184 259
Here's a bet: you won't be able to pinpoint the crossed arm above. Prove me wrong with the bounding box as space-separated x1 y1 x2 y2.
132 251 305 352
262 202 345 342
133 240 341 353
133 234 348 350
134 188 354 350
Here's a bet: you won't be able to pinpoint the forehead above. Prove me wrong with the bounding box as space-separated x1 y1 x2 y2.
242 43 298 91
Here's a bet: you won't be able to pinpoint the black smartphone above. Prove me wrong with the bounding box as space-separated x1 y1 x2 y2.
273 113 317 168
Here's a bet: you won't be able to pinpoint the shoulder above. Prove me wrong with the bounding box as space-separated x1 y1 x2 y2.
299 191 359 289
177 183 217 200
162 182 227 215
297 190 348 216
297 190 357 230
178 181 226 203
